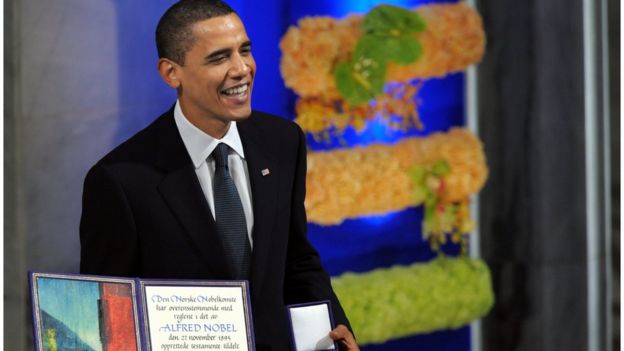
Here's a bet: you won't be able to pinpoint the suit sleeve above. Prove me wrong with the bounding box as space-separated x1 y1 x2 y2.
283 125 352 329
80 164 140 277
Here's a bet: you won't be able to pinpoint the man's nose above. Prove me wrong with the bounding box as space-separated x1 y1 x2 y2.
229 54 250 77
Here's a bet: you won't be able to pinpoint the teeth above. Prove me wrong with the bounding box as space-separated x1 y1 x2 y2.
223 84 248 96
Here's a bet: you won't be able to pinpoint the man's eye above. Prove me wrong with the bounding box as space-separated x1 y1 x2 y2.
210 56 227 63
241 47 252 55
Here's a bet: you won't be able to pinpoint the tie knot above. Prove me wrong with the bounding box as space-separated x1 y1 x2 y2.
213 143 230 169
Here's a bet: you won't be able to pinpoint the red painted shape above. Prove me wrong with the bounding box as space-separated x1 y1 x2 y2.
100 283 138 351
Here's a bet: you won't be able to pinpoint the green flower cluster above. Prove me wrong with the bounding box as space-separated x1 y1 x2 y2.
409 160 475 254
331 257 494 345
334 5 426 105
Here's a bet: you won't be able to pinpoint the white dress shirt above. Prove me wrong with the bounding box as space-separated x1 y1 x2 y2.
173 101 254 247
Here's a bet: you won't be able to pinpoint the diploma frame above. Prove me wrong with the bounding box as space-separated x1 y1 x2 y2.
29 272 255 351
138 279 255 351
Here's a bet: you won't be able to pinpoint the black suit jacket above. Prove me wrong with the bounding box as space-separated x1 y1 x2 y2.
80 109 349 350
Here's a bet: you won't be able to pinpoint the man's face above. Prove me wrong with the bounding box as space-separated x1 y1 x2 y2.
175 14 255 129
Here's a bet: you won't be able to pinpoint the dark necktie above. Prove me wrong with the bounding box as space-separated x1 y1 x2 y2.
212 143 251 279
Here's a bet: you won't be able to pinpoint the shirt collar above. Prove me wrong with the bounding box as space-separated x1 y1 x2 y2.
173 100 246 169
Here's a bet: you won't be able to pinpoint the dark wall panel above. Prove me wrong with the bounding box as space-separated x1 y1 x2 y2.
477 0 588 350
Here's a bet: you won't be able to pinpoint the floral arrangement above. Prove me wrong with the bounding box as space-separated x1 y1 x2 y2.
280 2 484 99
331 256 494 345
305 128 487 225
280 3 485 136
282 3 492 343
409 160 474 254
295 81 423 139
332 5 427 105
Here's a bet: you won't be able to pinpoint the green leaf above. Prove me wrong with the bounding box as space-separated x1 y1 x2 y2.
423 215 435 235
424 194 438 208
361 5 425 65
412 187 427 204
381 35 423 64
335 62 373 105
357 33 422 65
408 166 427 184
440 206 456 228
333 4 426 104
432 160 451 176
353 35 385 59
334 50 386 105
364 4 426 35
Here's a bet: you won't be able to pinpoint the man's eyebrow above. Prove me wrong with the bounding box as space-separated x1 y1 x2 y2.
203 41 252 62
204 48 231 61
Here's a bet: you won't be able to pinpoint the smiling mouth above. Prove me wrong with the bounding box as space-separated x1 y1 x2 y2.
221 84 249 97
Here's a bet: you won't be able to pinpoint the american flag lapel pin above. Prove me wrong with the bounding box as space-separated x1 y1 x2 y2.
261 168 270 176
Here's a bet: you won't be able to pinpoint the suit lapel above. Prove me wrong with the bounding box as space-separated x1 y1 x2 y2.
154 111 231 278
238 117 279 293
152 111 280 283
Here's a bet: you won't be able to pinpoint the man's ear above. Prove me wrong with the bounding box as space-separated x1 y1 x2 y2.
157 58 181 89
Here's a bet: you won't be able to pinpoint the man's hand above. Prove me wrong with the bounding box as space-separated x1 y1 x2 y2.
329 324 360 351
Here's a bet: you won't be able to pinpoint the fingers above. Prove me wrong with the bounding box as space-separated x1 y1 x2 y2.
329 324 360 351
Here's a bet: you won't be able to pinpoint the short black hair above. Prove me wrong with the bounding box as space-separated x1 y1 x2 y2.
156 0 236 65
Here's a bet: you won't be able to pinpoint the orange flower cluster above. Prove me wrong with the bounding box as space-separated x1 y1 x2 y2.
387 3 485 82
295 82 423 136
280 15 361 99
280 3 485 100
305 128 488 225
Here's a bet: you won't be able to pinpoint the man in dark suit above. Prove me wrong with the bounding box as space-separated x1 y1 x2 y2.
79 0 358 350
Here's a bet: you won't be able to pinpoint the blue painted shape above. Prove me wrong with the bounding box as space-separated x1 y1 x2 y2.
232 0 294 119
37 278 103 351
308 207 461 276
114 1 176 144
287 0 459 23
306 73 465 151
285 2 470 350
361 326 471 351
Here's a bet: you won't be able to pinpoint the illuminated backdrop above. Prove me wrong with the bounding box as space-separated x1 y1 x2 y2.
113 1 473 350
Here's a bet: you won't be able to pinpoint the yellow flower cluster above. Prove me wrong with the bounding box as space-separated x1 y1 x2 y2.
426 199 475 254
306 128 488 225
280 2 485 100
295 82 423 136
